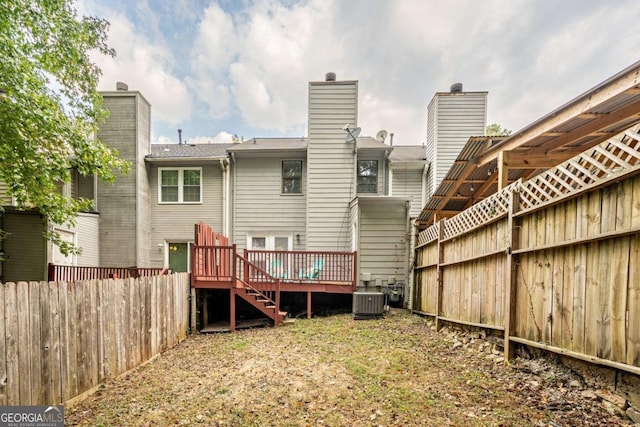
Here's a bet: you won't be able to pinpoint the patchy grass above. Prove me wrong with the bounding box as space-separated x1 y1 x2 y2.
66 311 626 426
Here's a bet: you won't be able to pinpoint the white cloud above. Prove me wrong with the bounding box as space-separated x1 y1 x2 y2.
83 0 640 146
92 12 192 125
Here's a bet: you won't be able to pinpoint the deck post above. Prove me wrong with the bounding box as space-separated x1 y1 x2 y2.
275 279 281 326
190 288 197 332
307 291 312 318
202 292 209 329
230 288 236 332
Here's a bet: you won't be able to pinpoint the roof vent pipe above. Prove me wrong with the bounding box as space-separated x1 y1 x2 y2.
116 81 128 91
178 129 183 145
325 72 336 82
450 82 463 93
389 132 394 146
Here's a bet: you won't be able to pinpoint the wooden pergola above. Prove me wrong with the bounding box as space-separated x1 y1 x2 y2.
417 60 640 228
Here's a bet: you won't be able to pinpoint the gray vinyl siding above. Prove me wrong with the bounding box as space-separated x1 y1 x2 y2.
75 213 100 266
136 97 151 265
425 96 437 197
97 91 150 267
149 163 224 265
232 155 307 251
392 167 423 218
2 212 46 282
358 203 408 285
306 80 358 252
427 92 487 193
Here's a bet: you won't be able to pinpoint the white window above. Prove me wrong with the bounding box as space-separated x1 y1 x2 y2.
158 167 202 203
247 234 292 251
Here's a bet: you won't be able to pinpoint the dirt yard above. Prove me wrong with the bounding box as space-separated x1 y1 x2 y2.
67 311 632 426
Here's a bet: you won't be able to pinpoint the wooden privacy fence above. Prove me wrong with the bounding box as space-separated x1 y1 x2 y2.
0 272 190 406
414 123 640 376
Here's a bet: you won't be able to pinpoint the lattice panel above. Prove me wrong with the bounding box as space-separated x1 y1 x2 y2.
417 223 439 246
443 181 517 240
519 123 640 211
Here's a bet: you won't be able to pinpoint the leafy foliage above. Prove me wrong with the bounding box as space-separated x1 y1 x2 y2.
486 123 512 137
0 0 129 254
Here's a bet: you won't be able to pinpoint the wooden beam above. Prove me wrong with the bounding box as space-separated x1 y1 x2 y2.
536 100 640 153
502 151 578 168
480 99 640 166
442 179 486 184
463 173 498 209
432 161 478 216
476 64 640 166
497 151 509 190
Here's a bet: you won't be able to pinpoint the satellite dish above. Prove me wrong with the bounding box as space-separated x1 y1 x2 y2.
344 126 361 143
376 129 388 142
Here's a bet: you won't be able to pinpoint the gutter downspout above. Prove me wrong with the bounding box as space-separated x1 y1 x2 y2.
219 159 229 238
405 200 412 308
230 152 237 242
421 161 431 208
385 150 391 195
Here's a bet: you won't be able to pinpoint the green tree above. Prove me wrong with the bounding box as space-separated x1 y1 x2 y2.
0 0 129 254
485 123 512 137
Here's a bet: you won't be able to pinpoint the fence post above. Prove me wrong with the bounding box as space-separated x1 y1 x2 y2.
47 263 55 281
504 188 521 360
435 219 445 331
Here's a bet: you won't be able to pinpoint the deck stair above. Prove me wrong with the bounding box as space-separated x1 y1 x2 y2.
236 282 287 325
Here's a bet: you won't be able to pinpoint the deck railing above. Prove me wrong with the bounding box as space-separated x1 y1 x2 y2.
245 249 357 287
235 252 281 310
191 246 358 289
48 263 166 282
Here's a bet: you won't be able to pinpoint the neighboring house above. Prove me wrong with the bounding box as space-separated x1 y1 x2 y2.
92 74 429 296
0 173 100 283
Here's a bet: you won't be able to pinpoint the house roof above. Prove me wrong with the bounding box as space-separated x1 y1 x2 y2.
226 136 390 152
388 145 427 162
355 137 392 150
226 137 307 152
146 143 231 160
416 60 640 227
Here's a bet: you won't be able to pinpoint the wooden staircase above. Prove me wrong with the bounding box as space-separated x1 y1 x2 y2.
236 285 287 325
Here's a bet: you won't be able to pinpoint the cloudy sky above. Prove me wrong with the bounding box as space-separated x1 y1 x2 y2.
79 0 640 145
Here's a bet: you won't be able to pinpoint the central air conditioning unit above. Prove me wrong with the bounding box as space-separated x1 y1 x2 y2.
353 291 384 320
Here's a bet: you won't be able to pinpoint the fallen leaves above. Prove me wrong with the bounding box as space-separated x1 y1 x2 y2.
66 311 631 426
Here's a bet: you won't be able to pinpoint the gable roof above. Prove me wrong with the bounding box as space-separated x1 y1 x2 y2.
147 143 230 161
226 137 307 152
226 136 391 152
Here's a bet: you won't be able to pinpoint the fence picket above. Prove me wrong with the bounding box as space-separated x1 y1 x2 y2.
0 273 190 406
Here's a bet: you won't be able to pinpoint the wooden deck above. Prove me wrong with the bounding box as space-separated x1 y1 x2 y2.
191 224 357 331
191 246 357 293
